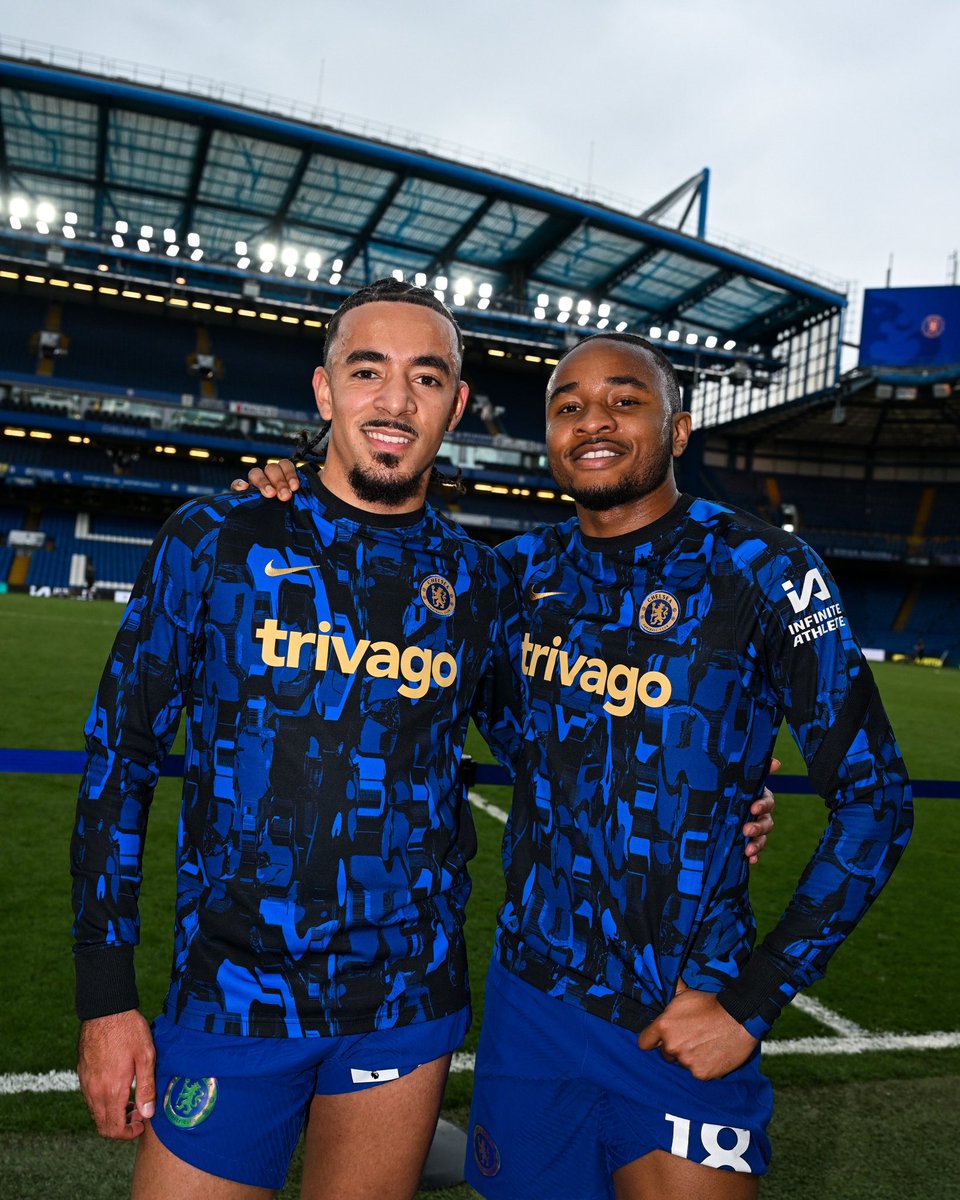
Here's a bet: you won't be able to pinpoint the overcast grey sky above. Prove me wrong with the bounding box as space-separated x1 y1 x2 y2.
2 0 957 330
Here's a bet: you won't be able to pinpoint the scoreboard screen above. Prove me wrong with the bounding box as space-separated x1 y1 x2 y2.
859 285 960 368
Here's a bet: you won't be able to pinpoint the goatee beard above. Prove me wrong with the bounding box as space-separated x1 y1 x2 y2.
557 441 674 512
348 459 426 507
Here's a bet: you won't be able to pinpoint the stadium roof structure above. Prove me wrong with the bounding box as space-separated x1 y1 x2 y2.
704 367 960 464
0 49 847 422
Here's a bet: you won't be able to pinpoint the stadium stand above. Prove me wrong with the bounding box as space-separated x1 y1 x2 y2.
0 51 954 663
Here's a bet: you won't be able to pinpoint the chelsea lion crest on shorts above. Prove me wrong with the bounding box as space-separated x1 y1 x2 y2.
473 1123 501 1177
420 575 456 616
163 1076 218 1128
639 590 680 634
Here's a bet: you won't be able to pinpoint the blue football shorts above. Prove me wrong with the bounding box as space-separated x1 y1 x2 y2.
465 961 772 1200
150 1006 469 1189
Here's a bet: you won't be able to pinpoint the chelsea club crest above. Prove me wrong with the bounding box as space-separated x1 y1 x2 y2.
420 575 456 616
163 1076 218 1129
638 590 680 634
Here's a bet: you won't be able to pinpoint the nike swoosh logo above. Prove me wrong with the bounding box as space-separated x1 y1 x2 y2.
528 589 566 602
264 560 321 577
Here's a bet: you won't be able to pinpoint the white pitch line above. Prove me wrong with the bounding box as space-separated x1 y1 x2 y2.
5 1034 960 1094
468 791 508 824
762 1030 960 1056
0 1070 80 1094
790 994 867 1036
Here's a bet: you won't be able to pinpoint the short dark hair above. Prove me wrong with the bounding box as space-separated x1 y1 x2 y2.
323 277 464 367
554 332 683 414
297 277 466 492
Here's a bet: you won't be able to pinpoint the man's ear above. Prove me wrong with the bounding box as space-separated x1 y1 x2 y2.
446 381 470 433
313 366 332 422
672 411 692 458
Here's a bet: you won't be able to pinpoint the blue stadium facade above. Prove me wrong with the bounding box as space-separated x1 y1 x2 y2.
0 46 957 660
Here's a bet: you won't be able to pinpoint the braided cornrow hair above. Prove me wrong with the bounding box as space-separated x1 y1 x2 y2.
292 277 467 491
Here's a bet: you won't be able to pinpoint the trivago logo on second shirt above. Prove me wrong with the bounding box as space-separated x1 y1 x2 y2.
254 618 458 697
521 632 671 717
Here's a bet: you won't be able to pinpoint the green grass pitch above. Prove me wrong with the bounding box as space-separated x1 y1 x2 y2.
1 592 958 1198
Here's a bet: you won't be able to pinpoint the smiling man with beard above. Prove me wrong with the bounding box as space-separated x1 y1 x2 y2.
71 279 529 1200
462 333 912 1200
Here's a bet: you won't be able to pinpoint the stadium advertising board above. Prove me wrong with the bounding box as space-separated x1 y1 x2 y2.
859 285 960 368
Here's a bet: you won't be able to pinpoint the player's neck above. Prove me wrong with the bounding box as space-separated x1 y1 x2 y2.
575 478 680 540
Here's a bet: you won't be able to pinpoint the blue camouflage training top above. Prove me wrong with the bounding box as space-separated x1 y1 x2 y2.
495 495 913 1038
72 471 523 1036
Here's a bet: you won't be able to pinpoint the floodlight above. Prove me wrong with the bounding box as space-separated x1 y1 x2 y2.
191 248 203 261
723 339 737 350
111 233 124 248
597 303 611 318
557 311 570 323
704 335 718 349
667 330 681 342
260 242 277 261
685 333 698 345
281 247 298 266
307 268 319 282
236 255 249 268
434 289 445 301
10 196 29 219
167 245 180 257
115 219 128 234
65 211 78 225
333 259 344 272
284 264 296 277
9 216 21 230
414 271 427 287
558 295 573 312
615 321 628 332
187 232 201 248
36 202 55 223
649 326 662 338
63 226 76 239
36 221 50 235
305 251 322 270
330 272 342 285
478 297 490 310
452 292 465 306
140 224 154 239
479 282 493 299
455 276 473 295
576 299 591 315
137 238 150 252
596 318 609 330
392 269 404 281
164 228 177 243
235 240 248 255
435 275 448 289
534 306 546 320
577 314 589 326
537 293 549 307
260 261 272 273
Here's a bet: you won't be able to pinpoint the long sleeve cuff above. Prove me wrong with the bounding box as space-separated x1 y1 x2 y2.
74 944 139 1021
716 944 797 1038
